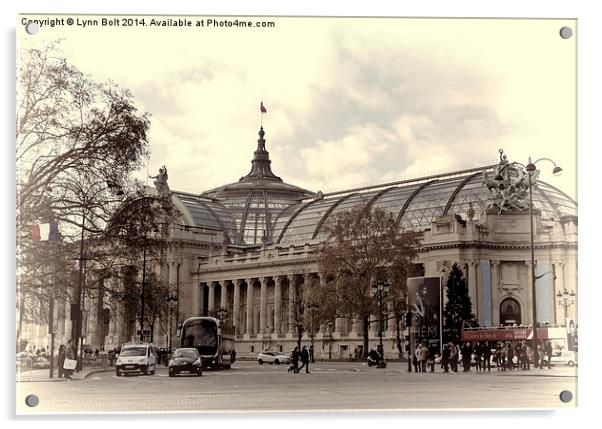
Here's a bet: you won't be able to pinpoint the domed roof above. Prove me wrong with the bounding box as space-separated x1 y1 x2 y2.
272 167 577 246
201 127 315 245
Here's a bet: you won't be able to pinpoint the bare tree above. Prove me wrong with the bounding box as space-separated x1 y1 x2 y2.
318 205 422 358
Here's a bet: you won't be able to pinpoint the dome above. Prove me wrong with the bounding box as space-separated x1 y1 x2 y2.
201 127 315 245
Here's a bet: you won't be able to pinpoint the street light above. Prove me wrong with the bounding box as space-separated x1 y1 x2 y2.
556 289 576 320
371 281 390 368
166 291 178 352
495 155 562 364
306 303 319 363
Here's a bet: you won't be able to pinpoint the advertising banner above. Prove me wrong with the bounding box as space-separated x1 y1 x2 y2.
407 277 442 352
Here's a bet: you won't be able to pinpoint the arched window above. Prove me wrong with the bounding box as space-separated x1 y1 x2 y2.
500 297 521 325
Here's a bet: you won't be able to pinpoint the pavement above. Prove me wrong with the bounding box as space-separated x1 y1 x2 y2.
16 361 578 413
16 365 113 383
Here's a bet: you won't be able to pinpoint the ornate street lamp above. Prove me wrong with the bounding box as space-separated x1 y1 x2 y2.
166 291 178 352
495 155 562 362
306 302 320 363
556 289 576 320
371 281 390 368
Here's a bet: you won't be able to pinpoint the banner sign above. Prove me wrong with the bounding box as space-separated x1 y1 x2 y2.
407 277 441 351
461 327 552 342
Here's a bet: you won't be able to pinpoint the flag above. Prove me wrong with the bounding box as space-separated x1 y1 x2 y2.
260 101 267 113
31 222 59 241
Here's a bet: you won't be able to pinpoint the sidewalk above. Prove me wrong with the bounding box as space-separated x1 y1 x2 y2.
16 365 114 383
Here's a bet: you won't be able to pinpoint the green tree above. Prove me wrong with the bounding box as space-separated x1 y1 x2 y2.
317 205 422 358
443 263 476 343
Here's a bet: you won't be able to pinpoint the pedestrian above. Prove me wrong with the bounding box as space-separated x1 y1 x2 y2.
474 342 482 372
537 342 545 369
482 342 491 372
57 345 66 378
299 346 310 373
291 346 300 373
420 343 429 373
427 347 436 373
461 342 472 372
506 342 514 371
441 344 451 373
413 344 421 372
450 343 459 373
544 341 553 369
64 339 75 379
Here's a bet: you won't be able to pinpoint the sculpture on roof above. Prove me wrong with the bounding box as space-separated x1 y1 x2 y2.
483 149 538 214
150 165 170 198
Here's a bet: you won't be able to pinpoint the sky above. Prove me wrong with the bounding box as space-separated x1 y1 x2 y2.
17 16 577 199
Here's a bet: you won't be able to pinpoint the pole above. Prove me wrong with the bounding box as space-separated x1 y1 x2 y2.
48 260 57 378
529 170 539 364
439 276 443 355
75 209 85 371
310 307 315 363
140 234 147 342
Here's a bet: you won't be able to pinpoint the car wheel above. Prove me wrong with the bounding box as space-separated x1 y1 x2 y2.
143 364 149 375
169 372 174 377
275 360 280 365
258 359 263 365
568 361 575 367
116 369 121 377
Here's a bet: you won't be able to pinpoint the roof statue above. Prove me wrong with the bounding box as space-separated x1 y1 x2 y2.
483 149 538 214
150 165 171 198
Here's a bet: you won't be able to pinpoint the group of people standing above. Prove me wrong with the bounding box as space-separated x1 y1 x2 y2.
414 340 555 374
289 346 311 373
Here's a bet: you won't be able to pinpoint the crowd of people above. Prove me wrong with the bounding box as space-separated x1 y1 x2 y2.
410 340 556 373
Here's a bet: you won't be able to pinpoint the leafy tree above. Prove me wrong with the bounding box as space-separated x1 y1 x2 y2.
442 263 476 343
317 205 422 358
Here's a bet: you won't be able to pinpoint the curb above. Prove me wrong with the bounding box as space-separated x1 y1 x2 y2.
73 368 114 380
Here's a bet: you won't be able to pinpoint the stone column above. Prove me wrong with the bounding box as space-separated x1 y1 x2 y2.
288 275 295 335
491 261 501 325
233 280 241 335
220 280 229 311
260 277 268 335
274 276 282 336
468 261 478 315
198 282 206 317
169 261 178 290
208 282 216 314
246 279 254 336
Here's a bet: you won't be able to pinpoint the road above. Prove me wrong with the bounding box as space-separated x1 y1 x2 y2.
16 361 577 413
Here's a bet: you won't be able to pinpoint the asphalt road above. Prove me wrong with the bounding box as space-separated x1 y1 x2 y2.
16 361 578 413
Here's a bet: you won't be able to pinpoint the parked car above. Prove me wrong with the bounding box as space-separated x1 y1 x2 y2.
168 348 203 377
257 351 290 365
550 350 577 367
115 343 157 376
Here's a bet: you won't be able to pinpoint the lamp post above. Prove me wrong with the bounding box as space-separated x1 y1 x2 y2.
166 291 178 352
556 289 576 320
306 303 319 363
371 281 390 368
495 156 562 364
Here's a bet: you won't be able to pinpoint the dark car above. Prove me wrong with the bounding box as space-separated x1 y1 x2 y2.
169 348 203 377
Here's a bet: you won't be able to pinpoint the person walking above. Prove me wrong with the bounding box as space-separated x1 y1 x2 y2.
413 344 421 372
57 345 66 378
427 347 436 373
299 346 310 373
441 344 451 373
64 340 75 379
461 342 472 372
474 342 482 372
544 341 553 369
537 342 545 369
450 343 459 373
291 346 300 373
420 343 429 373
482 342 491 372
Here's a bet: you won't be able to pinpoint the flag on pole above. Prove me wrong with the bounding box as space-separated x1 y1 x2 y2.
260 101 267 113
31 222 59 241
